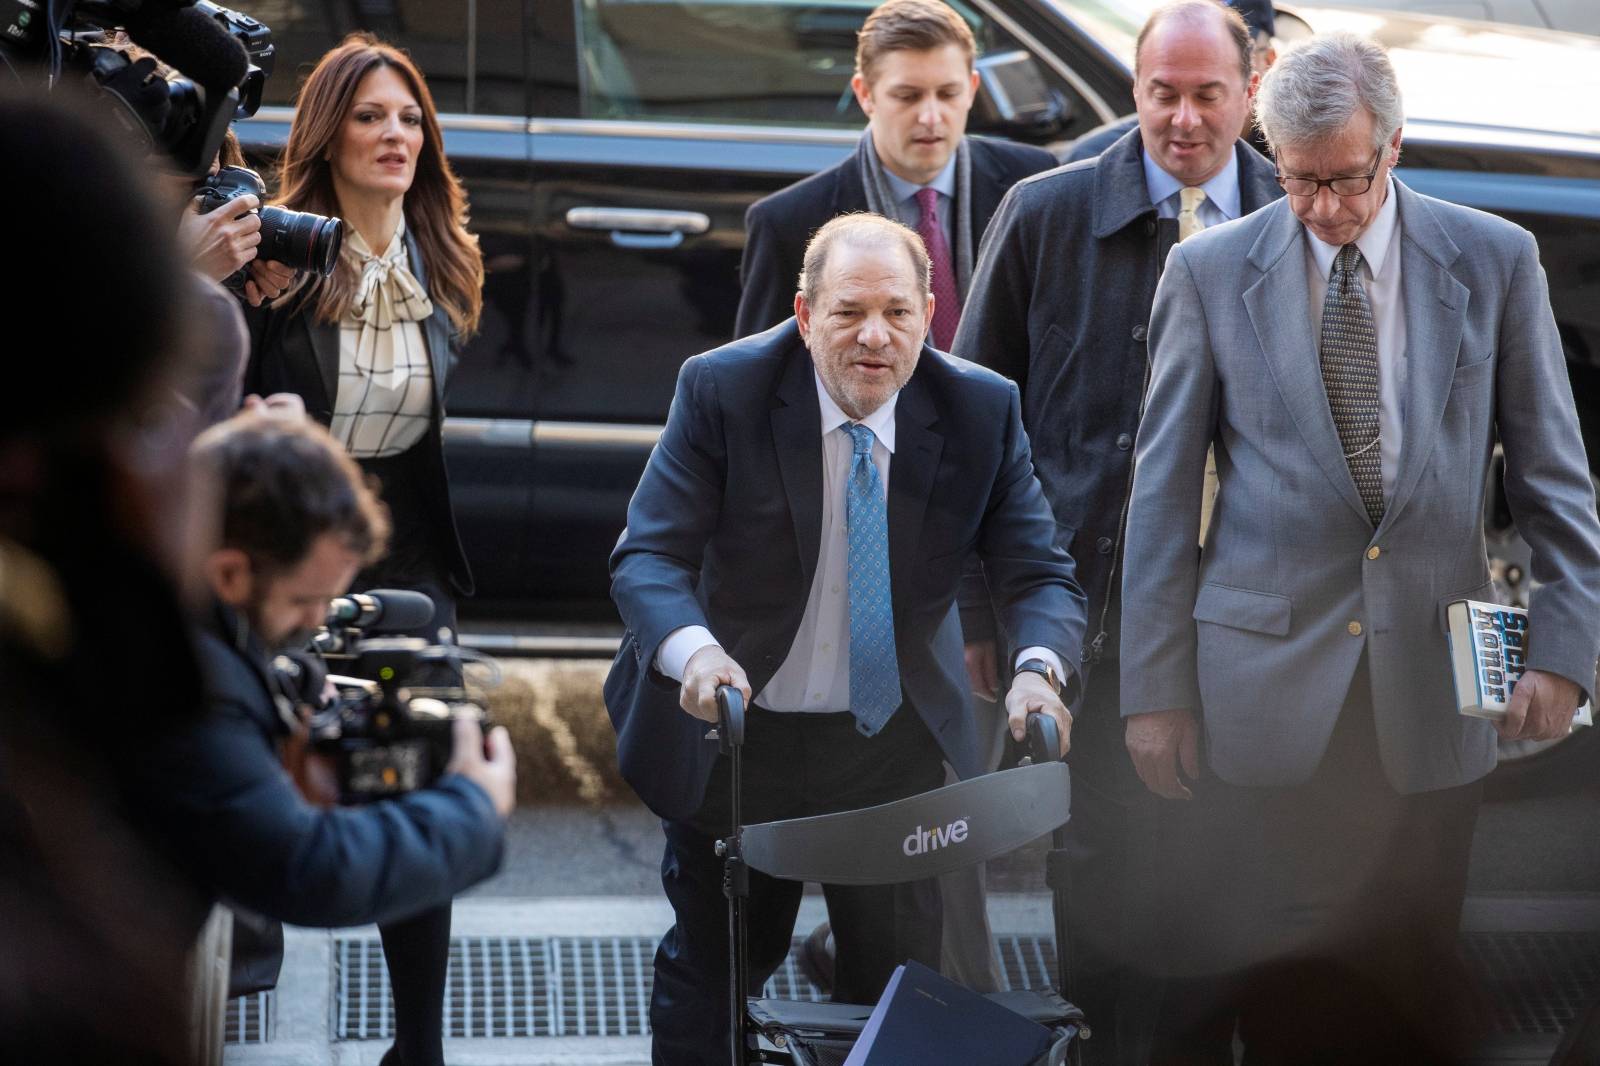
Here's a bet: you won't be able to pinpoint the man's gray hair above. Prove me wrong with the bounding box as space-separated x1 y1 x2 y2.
799 213 932 305
1255 32 1403 154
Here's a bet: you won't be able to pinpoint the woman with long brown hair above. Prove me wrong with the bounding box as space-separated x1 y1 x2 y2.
248 32 482 635
243 34 485 1066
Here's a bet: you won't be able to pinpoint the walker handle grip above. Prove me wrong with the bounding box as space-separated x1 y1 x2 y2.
1026 710 1062 765
716 685 745 753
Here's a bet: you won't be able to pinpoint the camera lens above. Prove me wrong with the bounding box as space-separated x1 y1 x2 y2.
259 206 345 277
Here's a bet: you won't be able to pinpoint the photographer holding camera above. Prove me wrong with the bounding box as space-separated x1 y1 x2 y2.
122 412 514 1066
178 131 302 305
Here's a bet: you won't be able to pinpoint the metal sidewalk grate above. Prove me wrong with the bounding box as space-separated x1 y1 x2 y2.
1464 931 1600 1036
224 990 272 1044
332 934 1056 1039
329 931 1600 1041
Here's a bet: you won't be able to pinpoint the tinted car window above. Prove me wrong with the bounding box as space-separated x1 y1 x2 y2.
574 0 1032 125
248 0 520 114
471 0 530 116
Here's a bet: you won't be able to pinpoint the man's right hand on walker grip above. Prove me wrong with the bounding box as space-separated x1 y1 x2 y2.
681 646 752 723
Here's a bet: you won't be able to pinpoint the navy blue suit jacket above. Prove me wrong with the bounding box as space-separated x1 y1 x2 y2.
604 320 1085 821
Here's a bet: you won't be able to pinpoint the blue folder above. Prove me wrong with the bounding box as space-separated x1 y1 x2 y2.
843 959 1055 1066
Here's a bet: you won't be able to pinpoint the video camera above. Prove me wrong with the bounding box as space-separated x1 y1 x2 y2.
1 0 276 177
273 589 497 805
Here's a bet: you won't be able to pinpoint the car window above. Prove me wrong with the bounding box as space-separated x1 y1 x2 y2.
573 0 1041 126
248 0 521 115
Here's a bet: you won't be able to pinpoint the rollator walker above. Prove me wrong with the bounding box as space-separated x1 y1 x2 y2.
710 686 1087 1066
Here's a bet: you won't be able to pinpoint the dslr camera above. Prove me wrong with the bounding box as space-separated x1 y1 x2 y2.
195 165 344 287
274 590 493 804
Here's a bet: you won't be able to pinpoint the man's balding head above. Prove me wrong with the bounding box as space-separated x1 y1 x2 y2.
1133 0 1259 188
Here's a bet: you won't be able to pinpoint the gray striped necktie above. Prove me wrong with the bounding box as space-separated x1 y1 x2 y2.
1320 244 1385 525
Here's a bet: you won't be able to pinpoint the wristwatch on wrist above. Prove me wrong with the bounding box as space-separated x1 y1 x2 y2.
1014 657 1061 696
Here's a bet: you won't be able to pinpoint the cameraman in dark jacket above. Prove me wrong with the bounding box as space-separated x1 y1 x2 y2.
125 412 513 984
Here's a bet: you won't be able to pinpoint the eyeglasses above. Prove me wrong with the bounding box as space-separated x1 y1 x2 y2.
1276 148 1384 198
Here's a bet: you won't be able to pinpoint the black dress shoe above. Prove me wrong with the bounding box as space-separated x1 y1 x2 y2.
798 921 835 995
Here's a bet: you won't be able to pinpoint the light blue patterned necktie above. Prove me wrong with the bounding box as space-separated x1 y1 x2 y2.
846 423 902 735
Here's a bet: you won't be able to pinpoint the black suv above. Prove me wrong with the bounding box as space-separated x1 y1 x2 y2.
233 0 1600 619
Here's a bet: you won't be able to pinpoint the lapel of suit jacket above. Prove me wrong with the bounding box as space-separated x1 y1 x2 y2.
405 225 454 407
834 161 871 219
888 350 944 609
771 337 825 591
1242 199 1374 526
1091 129 1158 239
300 304 340 416
1378 180 1468 534
966 138 1008 236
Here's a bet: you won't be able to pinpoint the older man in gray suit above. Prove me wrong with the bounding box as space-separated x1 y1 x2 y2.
1121 32 1600 1063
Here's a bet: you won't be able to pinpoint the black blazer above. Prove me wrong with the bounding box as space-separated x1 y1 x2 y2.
244 229 473 595
603 319 1086 820
734 135 1059 338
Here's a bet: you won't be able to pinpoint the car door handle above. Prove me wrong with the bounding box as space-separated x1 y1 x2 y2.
565 207 710 250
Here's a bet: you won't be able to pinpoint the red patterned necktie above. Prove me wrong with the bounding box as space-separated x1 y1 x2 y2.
915 187 961 351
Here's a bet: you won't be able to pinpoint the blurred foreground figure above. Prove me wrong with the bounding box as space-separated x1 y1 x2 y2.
0 88 207 1066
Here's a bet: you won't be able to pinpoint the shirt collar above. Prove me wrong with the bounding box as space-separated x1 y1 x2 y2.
1304 175 1399 281
814 370 898 453
883 150 959 207
1141 144 1242 221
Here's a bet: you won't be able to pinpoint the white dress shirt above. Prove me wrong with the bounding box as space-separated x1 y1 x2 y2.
656 373 1064 708
884 152 957 247
1143 147 1242 228
1303 176 1406 499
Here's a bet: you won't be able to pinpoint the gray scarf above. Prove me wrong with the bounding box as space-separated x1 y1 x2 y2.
856 131 975 298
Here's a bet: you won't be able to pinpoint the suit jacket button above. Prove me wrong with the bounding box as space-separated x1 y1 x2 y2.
1131 324 1147 342
1096 537 1114 554
1366 546 1381 560
1143 220 1157 237
1116 433 1133 450
1347 621 1363 636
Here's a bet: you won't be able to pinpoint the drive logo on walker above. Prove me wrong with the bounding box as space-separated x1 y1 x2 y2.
902 818 969 856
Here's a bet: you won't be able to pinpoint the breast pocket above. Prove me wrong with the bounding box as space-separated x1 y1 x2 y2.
1192 582 1292 636
1450 356 1494 391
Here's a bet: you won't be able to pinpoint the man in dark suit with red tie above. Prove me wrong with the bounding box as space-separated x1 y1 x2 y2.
733 0 1056 348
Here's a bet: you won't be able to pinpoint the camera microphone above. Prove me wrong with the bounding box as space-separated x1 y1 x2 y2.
326 589 436 633
122 5 248 96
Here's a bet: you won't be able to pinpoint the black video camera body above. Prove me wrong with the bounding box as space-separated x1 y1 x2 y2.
273 590 493 804
195 165 344 285
312 638 488 804
2 0 276 177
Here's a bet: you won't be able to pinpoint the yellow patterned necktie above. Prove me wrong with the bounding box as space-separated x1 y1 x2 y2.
1177 186 1207 243
1180 185 1216 544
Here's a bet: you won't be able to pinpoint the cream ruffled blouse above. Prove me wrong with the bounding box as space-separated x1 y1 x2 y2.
330 218 436 459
